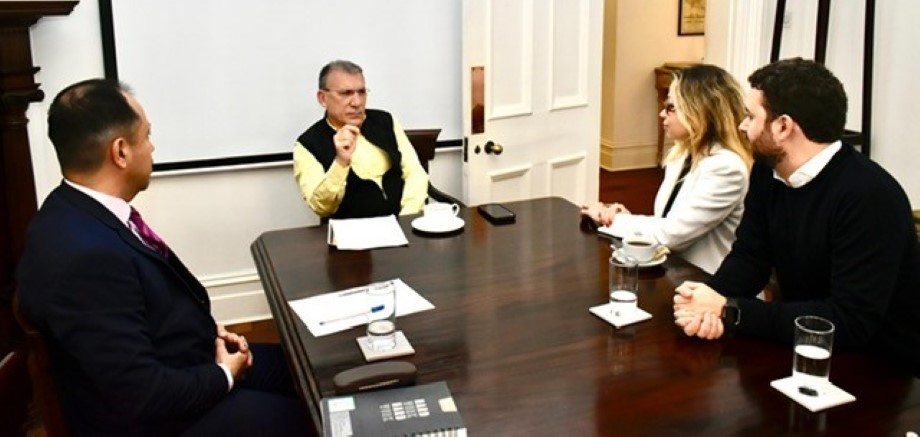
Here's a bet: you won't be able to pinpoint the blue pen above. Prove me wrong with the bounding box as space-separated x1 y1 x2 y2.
319 305 385 326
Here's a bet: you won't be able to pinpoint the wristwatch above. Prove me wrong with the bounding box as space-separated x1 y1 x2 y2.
721 298 741 327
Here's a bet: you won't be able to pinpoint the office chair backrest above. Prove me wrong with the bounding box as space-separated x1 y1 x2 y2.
13 293 70 437
404 128 465 207
404 128 440 173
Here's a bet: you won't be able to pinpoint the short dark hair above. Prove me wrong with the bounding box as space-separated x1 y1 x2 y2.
47 78 139 173
318 60 363 90
748 57 847 143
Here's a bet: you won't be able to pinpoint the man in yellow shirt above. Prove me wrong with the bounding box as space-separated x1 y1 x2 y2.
293 60 429 218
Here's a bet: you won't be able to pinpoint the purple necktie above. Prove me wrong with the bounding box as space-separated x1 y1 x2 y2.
129 207 169 258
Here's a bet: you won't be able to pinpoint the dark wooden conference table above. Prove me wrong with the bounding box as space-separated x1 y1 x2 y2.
251 197 920 435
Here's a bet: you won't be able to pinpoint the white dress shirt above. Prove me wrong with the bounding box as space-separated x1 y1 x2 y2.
773 141 842 188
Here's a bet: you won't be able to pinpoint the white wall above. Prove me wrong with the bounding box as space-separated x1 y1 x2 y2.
704 0 773 84
858 0 920 207
110 0 462 164
708 0 920 207
26 0 464 323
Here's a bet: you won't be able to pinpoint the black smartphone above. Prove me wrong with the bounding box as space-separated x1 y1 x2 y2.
478 203 516 225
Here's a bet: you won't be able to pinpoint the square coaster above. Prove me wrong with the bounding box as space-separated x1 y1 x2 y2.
770 375 856 412
356 330 415 362
589 303 652 328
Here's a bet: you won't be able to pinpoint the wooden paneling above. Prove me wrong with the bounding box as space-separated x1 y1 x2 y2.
0 3 78 436
0 0 78 358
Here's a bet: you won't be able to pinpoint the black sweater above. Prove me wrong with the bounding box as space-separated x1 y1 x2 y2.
709 144 920 373
297 109 404 219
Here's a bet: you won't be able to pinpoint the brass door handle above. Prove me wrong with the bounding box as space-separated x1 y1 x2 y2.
484 141 503 155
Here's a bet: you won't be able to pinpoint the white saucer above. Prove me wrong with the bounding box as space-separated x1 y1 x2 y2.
770 375 856 412
614 250 667 268
589 303 652 328
411 216 464 234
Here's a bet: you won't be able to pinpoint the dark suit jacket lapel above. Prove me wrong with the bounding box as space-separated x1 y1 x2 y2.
56 182 157 256
54 182 211 305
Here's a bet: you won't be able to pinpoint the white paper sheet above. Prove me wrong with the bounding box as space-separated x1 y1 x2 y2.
327 215 409 250
288 279 435 337
597 222 627 239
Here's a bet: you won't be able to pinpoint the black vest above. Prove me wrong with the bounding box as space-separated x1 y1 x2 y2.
297 109 405 219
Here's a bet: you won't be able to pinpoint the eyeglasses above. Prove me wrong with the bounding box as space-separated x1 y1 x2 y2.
664 102 677 114
322 88 369 100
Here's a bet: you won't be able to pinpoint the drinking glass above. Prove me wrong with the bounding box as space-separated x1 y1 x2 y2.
366 281 397 351
792 315 835 387
609 255 639 317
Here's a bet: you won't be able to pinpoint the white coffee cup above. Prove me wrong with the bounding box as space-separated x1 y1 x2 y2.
620 236 659 263
423 202 460 221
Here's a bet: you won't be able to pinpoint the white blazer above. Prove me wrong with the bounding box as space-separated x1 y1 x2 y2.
614 144 749 274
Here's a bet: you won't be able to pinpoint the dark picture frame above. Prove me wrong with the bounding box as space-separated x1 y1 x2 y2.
678 0 705 36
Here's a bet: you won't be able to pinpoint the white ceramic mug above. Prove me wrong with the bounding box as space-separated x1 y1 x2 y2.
620 236 658 263
423 202 460 221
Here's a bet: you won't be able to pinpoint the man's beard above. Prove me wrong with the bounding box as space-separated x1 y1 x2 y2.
752 130 786 168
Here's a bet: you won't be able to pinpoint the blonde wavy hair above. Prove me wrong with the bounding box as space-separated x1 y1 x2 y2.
664 64 753 170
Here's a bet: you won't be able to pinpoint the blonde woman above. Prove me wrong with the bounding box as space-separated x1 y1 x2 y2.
582 64 752 273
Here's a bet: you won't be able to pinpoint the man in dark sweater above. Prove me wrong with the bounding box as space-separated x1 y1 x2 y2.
672 58 920 374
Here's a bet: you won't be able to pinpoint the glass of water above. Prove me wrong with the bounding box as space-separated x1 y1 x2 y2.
792 315 835 388
609 254 639 317
366 281 397 352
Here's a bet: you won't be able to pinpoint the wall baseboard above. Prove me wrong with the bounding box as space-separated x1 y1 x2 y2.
600 139 659 171
199 270 272 325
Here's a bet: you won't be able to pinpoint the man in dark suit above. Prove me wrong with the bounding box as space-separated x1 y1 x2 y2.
16 79 311 435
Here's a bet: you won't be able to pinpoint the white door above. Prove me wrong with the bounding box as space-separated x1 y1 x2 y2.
462 0 603 206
